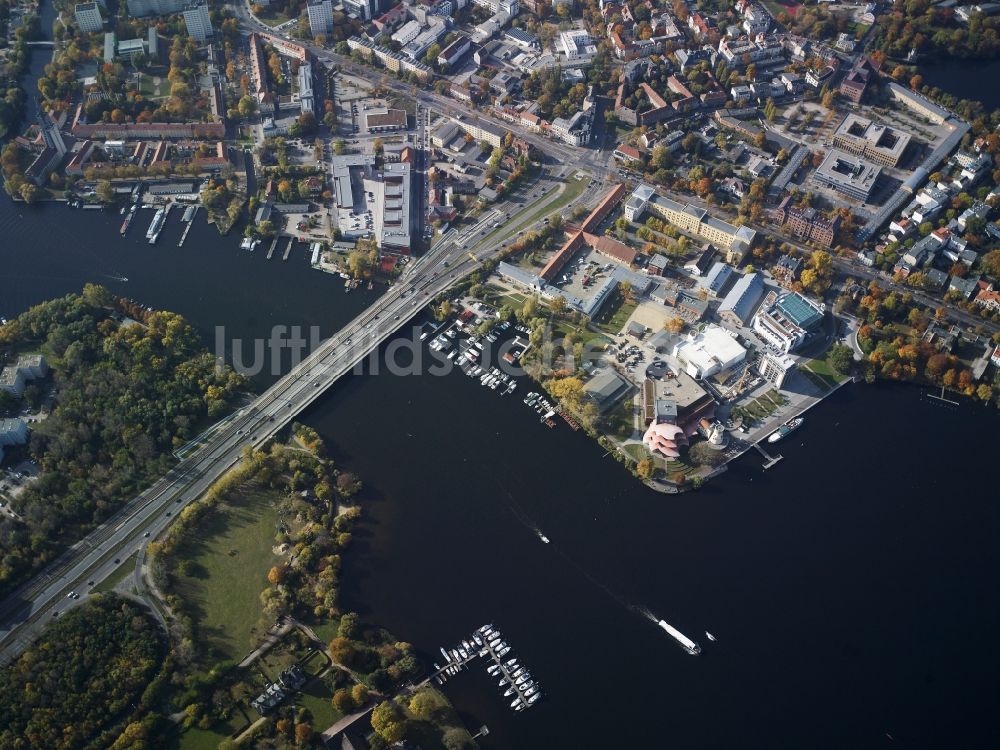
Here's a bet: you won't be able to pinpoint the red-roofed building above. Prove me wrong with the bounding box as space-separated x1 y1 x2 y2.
614 143 642 162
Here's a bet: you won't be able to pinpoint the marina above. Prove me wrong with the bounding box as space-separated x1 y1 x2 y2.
435 624 542 713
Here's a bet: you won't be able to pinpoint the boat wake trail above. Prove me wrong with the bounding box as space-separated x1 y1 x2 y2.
629 605 660 623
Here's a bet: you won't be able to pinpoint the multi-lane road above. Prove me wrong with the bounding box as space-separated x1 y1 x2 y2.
0 144 590 664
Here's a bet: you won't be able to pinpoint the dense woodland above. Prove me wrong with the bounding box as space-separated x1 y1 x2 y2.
0 595 167 750
0 286 244 598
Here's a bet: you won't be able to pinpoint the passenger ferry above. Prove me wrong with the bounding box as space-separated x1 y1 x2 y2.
767 417 804 444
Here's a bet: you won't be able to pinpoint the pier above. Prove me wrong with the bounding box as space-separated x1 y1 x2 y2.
266 235 279 260
177 207 197 247
282 237 294 261
752 442 783 470
434 624 541 712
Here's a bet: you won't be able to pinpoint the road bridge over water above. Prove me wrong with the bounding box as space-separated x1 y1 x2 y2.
0 162 592 663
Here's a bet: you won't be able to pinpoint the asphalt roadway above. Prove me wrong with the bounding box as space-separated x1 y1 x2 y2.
0 154 587 664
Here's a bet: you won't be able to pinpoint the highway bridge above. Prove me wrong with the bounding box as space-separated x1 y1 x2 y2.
0 160 592 664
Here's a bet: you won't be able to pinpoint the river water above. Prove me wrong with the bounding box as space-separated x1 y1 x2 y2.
919 57 1000 111
3 190 999 748
2 12 999 749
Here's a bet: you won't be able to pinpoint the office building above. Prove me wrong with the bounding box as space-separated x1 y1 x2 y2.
752 292 825 353
813 150 881 202
832 114 911 168
182 2 212 41
306 0 333 35
126 0 186 16
75 2 104 33
625 184 757 264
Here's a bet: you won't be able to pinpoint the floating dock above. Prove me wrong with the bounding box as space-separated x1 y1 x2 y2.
282 237 293 261
266 235 279 260
177 206 197 247
657 619 701 655
752 442 782 470
435 624 542 712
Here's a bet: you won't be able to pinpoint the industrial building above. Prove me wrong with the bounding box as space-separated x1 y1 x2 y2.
717 272 764 326
297 63 314 115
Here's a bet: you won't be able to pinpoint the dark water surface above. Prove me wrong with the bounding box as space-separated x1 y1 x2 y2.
3 16 1000 747
6 187 998 748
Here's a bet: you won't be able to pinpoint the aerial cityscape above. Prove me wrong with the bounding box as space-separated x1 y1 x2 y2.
0 0 998 746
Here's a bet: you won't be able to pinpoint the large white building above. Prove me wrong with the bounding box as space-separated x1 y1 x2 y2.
306 0 333 35
752 292 825 353
559 29 596 60
671 325 747 380
182 2 212 41
75 2 104 33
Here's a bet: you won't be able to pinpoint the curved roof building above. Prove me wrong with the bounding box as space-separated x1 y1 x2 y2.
643 422 689 459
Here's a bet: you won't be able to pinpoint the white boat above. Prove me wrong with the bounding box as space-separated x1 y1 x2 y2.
538 531 550 544
706 631 717 642
767 417 804 444
457 647 468 659
504 686 516 697
478 624 494 633
497 646 511 656
499 676 509 687
487 665 500 676
440 647 451 662
510 697 523 709
527 692 541 704
515 674 531 685
524 685 538 697
511 668 524 678
504 658 517 666
519 680 535 691
515 703 526 712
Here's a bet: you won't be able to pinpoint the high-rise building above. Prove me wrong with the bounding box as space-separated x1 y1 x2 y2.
75 2 105 32
182 2 213 41
306 0 333 36
126 0 187 17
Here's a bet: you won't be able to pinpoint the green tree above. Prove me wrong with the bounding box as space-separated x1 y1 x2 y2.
828 344 854 374
371 701 407 743
96 180 116 204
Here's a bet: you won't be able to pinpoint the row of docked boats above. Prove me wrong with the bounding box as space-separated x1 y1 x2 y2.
523 392 557 429
432 624 543 712
479 624 541 712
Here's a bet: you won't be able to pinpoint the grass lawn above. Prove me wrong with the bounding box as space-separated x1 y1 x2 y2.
800 366 835 393
258 11 293 26
485 174 590 247
739 389 786 420
94 552 137 593
605 400 637 439
136 72 167 101
804 354 847 388
171 487 284 664
622 443 650 462
296 678 343 729
593 292 638 335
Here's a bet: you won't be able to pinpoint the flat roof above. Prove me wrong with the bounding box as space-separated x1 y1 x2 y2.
834 113 911 162
814 149 881 195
